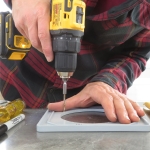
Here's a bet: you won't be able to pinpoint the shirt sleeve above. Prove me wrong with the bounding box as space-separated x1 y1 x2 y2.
3 0 12 8
90 29 150 94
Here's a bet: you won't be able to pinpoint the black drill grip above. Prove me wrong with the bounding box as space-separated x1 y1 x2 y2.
55 52 77 72
51 29 83 73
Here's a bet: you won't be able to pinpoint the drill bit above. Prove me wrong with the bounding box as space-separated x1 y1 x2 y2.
62 78 68 111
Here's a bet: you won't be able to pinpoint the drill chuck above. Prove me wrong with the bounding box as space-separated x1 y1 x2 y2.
52 30 83 79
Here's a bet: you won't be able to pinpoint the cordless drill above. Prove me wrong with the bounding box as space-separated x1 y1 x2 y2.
50 0 85 103
0 0 85 105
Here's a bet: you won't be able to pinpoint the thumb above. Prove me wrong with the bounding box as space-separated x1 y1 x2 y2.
47 95 79 112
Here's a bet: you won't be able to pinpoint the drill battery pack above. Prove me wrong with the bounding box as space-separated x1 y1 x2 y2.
0 12 31 60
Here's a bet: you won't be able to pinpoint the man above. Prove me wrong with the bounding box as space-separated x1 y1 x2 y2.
1 0 150 123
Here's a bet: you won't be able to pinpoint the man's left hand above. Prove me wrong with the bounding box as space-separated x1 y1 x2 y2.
47 82 145 124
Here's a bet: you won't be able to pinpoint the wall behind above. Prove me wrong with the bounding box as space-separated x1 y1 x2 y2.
0 1 11 11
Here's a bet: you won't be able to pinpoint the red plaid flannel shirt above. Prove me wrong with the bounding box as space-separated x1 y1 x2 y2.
1 0 150 108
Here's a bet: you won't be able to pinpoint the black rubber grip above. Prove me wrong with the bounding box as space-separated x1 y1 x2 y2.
55 52 77 72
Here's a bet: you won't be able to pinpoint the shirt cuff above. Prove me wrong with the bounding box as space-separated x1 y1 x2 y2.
89 72 127 94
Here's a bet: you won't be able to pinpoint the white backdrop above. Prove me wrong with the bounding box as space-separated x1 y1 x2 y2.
0 0 11 11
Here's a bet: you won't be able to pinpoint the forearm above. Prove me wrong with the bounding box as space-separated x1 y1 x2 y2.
90 57 145 94
90 29 150 94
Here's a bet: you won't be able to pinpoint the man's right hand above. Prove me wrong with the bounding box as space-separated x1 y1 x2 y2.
12 0 53 62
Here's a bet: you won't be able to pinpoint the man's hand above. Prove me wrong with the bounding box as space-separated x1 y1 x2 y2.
12 0 53 62
47 82 145 124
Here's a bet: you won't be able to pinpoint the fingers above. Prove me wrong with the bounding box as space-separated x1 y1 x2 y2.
113 94 145 124
48 82 145 124
99 82 144 123
123 100 140 122
37 12 53 61
47 101 65 112
12 0 53 62
27 20 42 52
47 93 96 111
113 95 131 124
47 95 79 111
129 100 145 116
93 93 117 122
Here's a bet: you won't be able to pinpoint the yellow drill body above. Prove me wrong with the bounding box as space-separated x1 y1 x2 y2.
50 0 85 32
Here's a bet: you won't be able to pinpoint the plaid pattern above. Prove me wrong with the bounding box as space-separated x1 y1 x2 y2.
1 0 150 108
